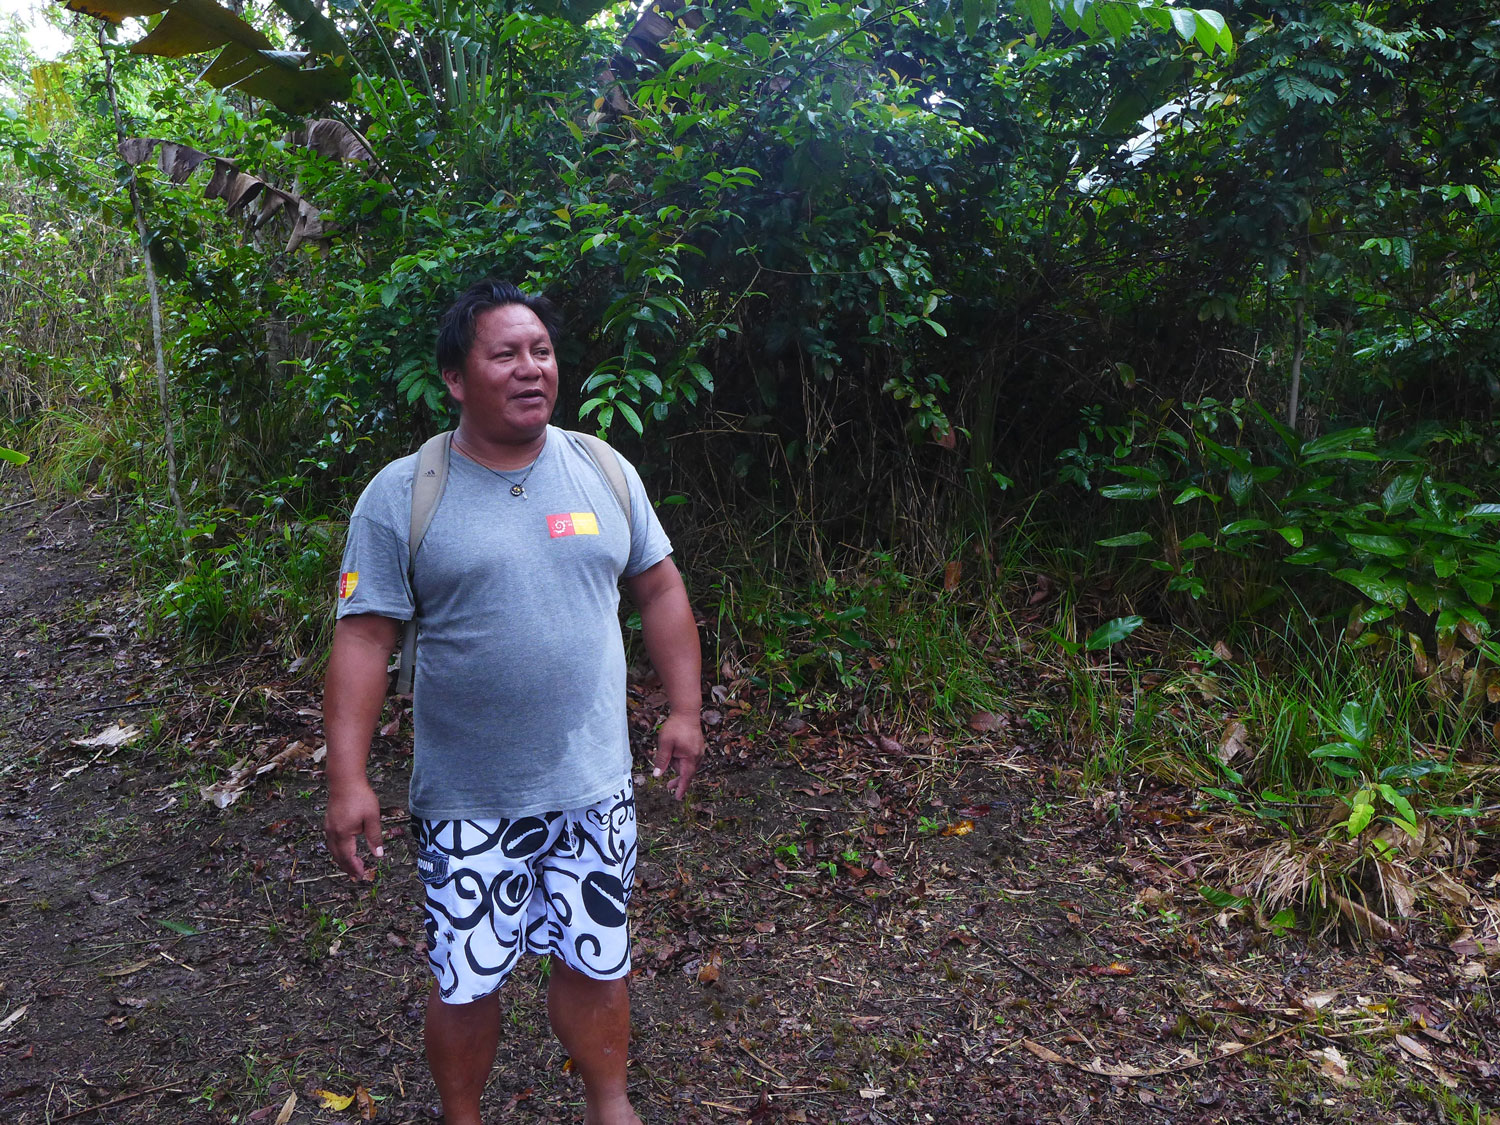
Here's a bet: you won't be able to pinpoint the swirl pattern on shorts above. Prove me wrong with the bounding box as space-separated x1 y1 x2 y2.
412 783 636 1003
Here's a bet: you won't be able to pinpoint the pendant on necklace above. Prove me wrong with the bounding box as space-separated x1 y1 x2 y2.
510 485 526 498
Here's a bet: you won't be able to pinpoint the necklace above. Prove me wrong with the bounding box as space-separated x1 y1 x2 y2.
454 436 539 498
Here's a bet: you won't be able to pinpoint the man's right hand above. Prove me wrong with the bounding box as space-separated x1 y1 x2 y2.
323 613 402 882
325 780 385 881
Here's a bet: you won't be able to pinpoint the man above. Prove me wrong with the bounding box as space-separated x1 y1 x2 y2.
323 279 705 1125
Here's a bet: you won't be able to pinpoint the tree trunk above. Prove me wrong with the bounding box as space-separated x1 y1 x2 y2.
100 33 188 530
1287 252 1307 433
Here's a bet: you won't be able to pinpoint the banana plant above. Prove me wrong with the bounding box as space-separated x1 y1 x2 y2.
60 0 354 113
117 120 375 253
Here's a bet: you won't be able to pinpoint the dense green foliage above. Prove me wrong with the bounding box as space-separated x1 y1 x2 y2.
2 0 1497 929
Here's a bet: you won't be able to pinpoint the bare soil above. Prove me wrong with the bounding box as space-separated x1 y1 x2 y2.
1 485 1496 1124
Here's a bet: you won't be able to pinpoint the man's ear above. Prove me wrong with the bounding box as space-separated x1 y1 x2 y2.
441 367 465 405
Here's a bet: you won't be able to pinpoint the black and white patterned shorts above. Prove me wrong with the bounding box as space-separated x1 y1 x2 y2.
411 779 636 1004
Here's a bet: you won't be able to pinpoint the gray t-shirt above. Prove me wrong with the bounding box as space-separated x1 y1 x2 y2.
335 426 672 819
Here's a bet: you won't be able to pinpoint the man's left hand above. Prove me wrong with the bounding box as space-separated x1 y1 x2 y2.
652 710 705 800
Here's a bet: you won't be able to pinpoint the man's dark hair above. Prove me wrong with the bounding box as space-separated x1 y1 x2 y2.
435 279 562 374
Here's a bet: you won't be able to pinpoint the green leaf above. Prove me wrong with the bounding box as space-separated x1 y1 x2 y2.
1096 531 1153 547
0 446 29 466
1226 469 1254 505
1221 518 1269 535
1168 7 1197 41
1100 483 1157 500
156 918 199 936
1284 544 1339 566
1404 583 1438 615
1022 0 1053 38
1343 533 1408 558
1192 10 1224 53
616 401 643 434
1376 783 1416 826
1337 701 1373 746
1465 503 1500 519
1179 532 1214 550
1382 474 1419 515
1333 568 1408 607
1097 1 1136 40
1310 741 1361 760
1300 426 1375 458
962 0 993 38
1459 576 1494 607
1173 485 1220 504
1084 615 1144 651
1201 787 1241 805
1388 816 1422 839
1197 884 1249 909
1275 527 1303 547
1379 761 1451 782
1346 801 1374 837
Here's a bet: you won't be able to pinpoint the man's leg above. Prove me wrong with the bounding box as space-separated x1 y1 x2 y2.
425 983 501 1125
547 961 640 1125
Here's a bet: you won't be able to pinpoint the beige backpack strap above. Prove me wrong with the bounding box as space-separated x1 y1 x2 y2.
567 430 633 537
395 431 452 695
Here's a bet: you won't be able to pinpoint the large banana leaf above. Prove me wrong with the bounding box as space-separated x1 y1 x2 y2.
61 0 353 114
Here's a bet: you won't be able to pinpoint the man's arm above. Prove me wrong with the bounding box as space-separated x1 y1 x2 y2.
323 612 402 880
624 557 705 800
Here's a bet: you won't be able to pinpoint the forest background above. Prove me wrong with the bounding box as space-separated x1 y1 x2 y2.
1 0 1498 945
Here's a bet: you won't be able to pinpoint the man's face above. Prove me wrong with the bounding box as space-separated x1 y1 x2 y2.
442 303 558 446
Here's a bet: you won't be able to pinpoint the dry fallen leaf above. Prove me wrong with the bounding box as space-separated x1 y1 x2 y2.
941 819 975 837
0 1004 28 1034
102 958 156 979
858 1087 886 1100
697 951 723 985
1311 1046 1359 1088
1087 963 1134 977
968 711 1003 733
272 1091 297 1125
316 1090 355 1111
1082 1057 1149 1078
1394 1033 1433 1062
355 1085 377 1121
943 561 962 591
1022 1039 1068 1065
72 723 141 749
1216 720 1250 765
1383 965 1423 988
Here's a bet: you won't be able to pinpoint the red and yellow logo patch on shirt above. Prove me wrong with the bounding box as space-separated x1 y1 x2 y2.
338 571 359 599
548 512 599 538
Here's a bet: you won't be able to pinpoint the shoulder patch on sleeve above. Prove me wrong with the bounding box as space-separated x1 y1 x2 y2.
338 572 360 599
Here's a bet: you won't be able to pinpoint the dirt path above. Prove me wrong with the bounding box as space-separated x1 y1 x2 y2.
1 485 1495 1124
